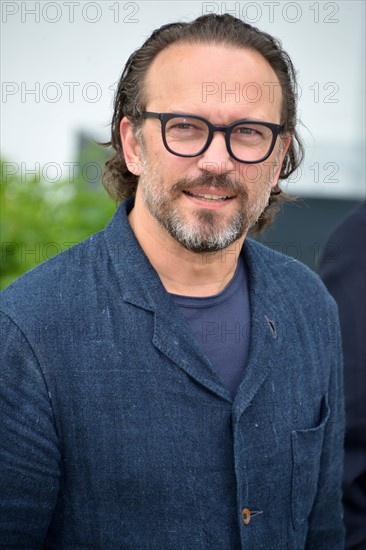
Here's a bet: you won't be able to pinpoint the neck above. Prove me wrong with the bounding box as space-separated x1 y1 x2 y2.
128 199 245 297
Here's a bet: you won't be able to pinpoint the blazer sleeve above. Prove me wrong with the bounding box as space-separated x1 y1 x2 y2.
305 302 345 549
0 312 60 547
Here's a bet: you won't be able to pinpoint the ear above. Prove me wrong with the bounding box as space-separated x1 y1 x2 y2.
120 116 142 176
271 134 291 188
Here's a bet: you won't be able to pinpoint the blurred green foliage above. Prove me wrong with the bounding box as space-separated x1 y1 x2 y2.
1 158 117 290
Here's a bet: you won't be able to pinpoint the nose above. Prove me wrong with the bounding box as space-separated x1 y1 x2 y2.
196 131 236 174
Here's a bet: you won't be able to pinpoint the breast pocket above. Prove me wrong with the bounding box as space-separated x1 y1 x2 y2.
291 395 330 530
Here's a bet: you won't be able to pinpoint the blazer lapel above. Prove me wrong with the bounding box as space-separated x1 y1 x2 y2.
233 239 284 420
104 200 233 402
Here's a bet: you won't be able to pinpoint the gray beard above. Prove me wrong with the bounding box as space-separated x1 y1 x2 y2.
159 200 248 253
138 154 272 253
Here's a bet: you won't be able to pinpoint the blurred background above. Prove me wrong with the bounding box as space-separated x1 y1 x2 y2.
1 0 365 288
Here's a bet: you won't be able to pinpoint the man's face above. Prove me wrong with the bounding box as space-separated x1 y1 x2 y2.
124 43 290 253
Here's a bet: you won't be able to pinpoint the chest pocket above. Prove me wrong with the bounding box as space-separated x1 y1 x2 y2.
291 395 330 530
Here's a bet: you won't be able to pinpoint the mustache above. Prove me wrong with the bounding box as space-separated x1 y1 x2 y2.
171 172 246 196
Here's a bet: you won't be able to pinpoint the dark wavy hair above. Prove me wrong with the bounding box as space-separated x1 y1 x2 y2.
102 13 303 233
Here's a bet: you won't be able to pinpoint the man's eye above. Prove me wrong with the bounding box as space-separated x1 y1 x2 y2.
237 127 258 135
174 123 196 130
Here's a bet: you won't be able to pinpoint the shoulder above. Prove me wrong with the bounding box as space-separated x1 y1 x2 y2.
324 201 366 257
244 238 338 318
0 230 106 326
333 200 366 238
319 201 366 280
245 237 331 291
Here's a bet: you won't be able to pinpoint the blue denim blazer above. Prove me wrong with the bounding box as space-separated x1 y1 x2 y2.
0 200 345 549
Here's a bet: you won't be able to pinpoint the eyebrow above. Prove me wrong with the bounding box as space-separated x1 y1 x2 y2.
157 111 278 124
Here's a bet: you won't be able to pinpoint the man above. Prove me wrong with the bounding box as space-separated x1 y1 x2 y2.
0 14 344 548
318 202 366 550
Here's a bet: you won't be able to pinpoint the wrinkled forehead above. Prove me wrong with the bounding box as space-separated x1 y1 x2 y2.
143 42 283 117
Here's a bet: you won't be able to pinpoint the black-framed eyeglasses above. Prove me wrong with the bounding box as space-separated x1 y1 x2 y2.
142 112 284 164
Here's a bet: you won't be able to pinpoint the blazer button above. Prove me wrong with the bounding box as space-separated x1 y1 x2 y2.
242 508 251 525
241 508 263 525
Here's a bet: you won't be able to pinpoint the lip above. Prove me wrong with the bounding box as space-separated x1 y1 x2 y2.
182 188 236 209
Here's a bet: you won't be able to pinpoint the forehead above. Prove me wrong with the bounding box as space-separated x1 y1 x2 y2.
144 42 283 120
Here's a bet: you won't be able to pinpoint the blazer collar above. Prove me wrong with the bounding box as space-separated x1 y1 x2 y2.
104 199 283 409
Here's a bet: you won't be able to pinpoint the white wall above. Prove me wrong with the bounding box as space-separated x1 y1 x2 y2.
1 0 365 198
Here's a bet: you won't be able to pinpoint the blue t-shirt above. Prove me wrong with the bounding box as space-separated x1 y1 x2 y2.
169 256 250 397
